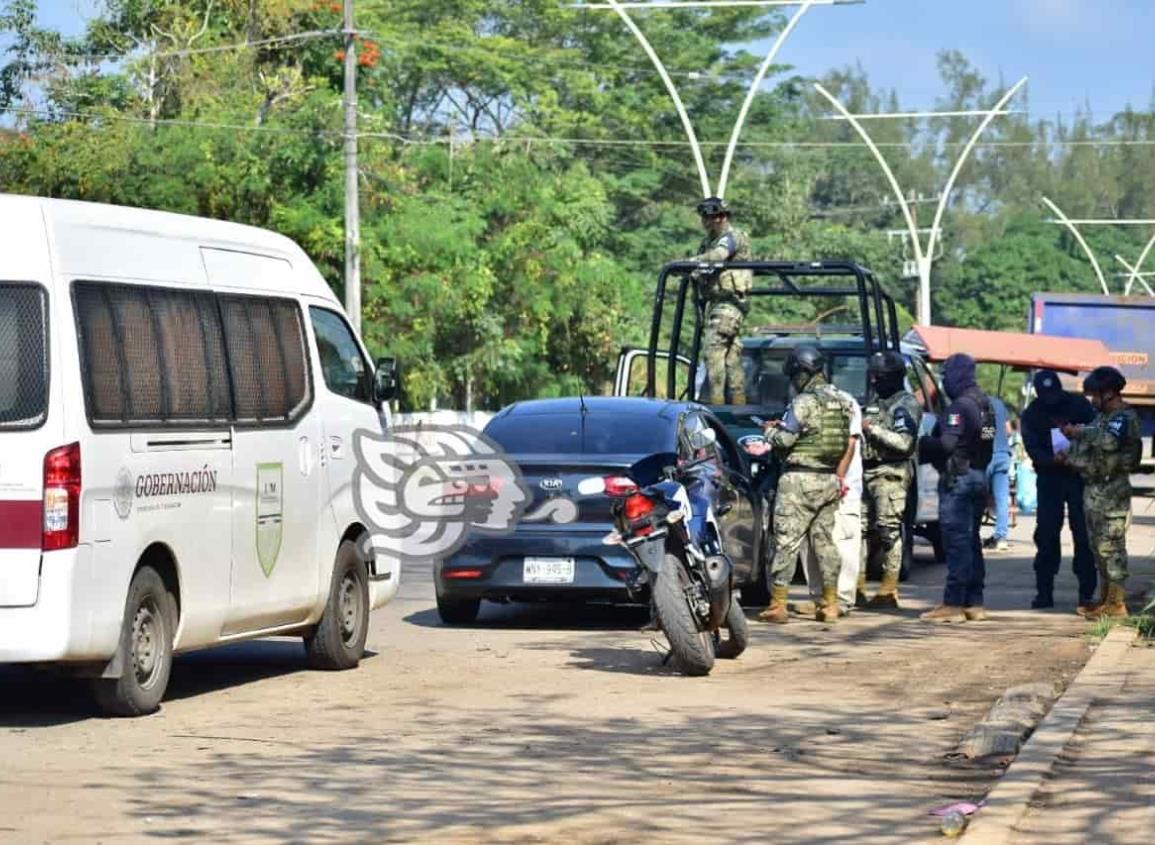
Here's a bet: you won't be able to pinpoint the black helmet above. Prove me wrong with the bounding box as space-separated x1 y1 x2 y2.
783 344 826 380
696 196 730 217
868 350 906 377
1083 366 1127 396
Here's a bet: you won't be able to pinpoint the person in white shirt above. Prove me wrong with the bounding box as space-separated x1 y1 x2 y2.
799 386 864 616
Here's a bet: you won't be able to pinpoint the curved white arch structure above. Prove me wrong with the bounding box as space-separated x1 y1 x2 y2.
605 0 711 198
1115 253 1155 297
716 0 816 198
816 78 1028 323
1123 232 1155 296
1042 196 1110 295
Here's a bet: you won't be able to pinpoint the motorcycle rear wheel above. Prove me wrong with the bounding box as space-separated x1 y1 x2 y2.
653 554 715 676
715 594 749 659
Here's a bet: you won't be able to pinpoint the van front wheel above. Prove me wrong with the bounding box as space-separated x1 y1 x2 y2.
92 566 175 717
305 540 370 670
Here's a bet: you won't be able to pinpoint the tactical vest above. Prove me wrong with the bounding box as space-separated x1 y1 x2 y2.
862 391 921 464
948 392 995 477
699 227 753 304
789 383 853 470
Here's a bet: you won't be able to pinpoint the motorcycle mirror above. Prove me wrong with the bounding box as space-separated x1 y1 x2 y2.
577 477 607 496
687 427 717 451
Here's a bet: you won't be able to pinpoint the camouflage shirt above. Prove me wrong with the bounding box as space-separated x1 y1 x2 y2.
691 223 752 304
1067 405 1142 505
862 390 922 465
767 378 854 471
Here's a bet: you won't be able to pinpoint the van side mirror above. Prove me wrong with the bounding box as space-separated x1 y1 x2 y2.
373 356 400 404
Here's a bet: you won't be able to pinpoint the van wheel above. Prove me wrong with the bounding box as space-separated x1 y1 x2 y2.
305 540 369 671
92 566 175 717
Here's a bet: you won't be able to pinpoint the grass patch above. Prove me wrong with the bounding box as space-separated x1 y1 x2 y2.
1089 597 1155 640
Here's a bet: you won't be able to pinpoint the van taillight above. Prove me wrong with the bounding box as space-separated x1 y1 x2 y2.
43 443 81 551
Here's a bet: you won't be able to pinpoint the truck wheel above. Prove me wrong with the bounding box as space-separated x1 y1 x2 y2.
715 595 749 660
652 554 714 676
92 566 175 717
923 523 946 563
899 523 914 582
305 540 369 670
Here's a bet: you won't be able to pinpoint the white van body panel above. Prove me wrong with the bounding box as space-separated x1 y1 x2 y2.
0 194 395 665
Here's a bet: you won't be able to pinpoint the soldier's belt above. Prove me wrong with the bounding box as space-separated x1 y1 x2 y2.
863 458 910 470
783 465 837 475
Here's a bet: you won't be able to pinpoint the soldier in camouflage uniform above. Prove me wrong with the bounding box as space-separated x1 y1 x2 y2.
689 197 752 406
859 350 923 609
1061 366 1143 619
757 345 855 624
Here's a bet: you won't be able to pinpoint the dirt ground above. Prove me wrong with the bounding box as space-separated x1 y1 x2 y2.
0 512 1119 844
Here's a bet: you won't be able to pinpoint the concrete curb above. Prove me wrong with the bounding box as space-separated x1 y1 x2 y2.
963 625 1136 844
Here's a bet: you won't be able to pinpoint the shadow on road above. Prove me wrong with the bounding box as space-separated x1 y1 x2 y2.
404 601 649 632
0 640 378 725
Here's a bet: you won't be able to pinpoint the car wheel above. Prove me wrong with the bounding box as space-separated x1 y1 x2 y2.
305 539 370 670
741 507 772 606
436 594 481 625
92 566 175 717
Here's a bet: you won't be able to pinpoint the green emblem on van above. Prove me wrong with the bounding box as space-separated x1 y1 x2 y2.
256 463 284 577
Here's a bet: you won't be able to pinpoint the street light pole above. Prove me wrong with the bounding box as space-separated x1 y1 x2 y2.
343 0 362 334
815 76 1027 325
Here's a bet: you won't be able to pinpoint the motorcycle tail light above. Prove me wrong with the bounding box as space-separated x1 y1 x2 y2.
624 493 656 522
603 476 639 497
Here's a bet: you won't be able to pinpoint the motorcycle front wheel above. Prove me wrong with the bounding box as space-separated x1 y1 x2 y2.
653 553 715 676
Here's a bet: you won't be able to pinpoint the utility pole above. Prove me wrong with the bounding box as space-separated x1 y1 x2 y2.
343 0 361 334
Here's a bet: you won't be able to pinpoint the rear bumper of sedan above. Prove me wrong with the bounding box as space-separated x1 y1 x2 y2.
437 528 641 603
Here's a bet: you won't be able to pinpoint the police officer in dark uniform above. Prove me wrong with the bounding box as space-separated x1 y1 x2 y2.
918 353 995 623
1021 369 1097 612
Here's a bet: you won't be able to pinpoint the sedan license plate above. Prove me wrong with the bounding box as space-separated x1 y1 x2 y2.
523 557 575 584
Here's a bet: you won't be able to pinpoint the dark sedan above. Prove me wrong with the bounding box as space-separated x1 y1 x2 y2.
434 397 769 624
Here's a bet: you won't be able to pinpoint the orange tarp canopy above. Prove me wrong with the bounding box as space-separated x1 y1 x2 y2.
908 325 1113 374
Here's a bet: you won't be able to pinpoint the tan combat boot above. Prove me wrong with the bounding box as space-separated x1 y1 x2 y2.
855 570 869 609
867 573 900 609
920 605 966 623
1093 583 1129 619
1077 577 1111 617
759 585 790 624
816 586 842 623
963 606 987 622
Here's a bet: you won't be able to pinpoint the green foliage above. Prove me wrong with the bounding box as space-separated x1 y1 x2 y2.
3 1 1155 410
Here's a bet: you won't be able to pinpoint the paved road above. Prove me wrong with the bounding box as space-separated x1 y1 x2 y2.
5 502 1153 844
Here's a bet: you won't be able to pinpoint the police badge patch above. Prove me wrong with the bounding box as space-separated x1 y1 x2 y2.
1107 417 1126 438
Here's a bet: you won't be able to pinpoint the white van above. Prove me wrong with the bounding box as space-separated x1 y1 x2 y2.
0 194 401 715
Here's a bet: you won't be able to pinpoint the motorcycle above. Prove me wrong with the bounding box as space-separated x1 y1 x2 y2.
577 427 748 676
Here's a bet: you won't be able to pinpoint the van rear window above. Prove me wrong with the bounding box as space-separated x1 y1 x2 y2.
74 283 233 426
0 284 48 430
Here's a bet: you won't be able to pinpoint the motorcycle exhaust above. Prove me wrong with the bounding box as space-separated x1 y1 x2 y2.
705 554 732 629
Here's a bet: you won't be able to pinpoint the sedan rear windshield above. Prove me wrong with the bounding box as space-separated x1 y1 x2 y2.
0 284 48 429
485 414 671 456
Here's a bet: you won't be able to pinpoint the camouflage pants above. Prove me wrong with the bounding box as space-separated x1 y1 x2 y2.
862 462 912 578
703 302 746 405
1084 480 1132 584
769 470 841 588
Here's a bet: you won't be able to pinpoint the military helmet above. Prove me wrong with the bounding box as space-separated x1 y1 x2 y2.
696 196 730 217
868 350 906 377
783 344 826 379
1083 365 1127 396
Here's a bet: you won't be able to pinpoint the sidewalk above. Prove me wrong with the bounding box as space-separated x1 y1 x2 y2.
963 486 1155 844
1009 639 1155 844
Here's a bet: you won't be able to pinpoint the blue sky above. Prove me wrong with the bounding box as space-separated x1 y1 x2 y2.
29 0 1155 120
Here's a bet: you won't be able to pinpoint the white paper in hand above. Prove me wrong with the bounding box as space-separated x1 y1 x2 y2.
1051 427 1071 455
